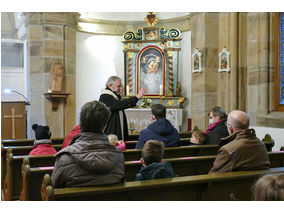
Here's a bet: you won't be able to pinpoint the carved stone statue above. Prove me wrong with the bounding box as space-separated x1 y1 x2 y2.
49 61 64 92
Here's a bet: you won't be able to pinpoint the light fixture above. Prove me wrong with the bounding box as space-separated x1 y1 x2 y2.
4 89 30 105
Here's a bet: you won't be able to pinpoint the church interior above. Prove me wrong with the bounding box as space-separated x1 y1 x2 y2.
1 10 284 202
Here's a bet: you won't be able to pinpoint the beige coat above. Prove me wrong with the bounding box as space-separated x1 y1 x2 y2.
209 129 270 173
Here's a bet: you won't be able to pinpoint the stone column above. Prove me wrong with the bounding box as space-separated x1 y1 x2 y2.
26 12 78 138
218 13 239 113
191 13 219 130
247 12 271 125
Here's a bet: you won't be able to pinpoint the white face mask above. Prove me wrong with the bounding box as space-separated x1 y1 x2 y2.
209 118 213 125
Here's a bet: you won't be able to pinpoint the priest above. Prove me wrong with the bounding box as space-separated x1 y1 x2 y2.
99 76 146 140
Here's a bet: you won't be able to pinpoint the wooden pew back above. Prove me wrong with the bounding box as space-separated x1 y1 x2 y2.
41 167 284 201
123 144 219 161
21 151 284 201
3 152 55 201
1 138 64 147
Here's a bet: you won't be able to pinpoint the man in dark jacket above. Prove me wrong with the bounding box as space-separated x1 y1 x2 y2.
205 106 229 145
135 104 180 149
51 100 125 188
99 76 146 140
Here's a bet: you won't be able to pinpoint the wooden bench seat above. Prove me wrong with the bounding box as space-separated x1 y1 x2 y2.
41 167 284 201
20 151 284 201
2 138 64 147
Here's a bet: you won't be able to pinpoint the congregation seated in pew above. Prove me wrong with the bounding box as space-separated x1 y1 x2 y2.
51 100 125 188
29 124 57 156
136 140 175 181
188 130 206 145
61 124 80 149
135 104 180 149
108 134 126 151
209 110 270 173
205 106 229 145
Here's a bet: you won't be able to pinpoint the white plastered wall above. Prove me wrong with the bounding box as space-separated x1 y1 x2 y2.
76 31 192 129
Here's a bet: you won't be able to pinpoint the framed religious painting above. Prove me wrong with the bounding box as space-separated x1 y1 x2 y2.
218 47 231 72
192 49 202 73
136 45 166 96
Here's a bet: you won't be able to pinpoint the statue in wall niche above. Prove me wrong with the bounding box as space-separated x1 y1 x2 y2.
49 61 64 92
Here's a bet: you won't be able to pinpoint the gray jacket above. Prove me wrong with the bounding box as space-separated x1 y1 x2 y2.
51 132 125 188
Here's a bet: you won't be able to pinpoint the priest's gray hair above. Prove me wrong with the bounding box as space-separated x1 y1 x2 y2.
105 76 121 87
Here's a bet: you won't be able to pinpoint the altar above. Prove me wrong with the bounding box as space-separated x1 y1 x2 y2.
125 108 183 134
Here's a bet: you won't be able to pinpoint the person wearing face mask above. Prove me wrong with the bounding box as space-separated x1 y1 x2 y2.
99 76 146 140
205 106 229 145
209 110 270 174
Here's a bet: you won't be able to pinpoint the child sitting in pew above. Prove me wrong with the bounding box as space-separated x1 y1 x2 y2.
136 140 175 181
253 173 284 201
108 134 126 151
29 124 57 156
189 130 206 145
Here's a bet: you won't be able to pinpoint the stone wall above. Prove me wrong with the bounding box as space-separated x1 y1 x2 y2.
190 12 284 131
26 12 78 138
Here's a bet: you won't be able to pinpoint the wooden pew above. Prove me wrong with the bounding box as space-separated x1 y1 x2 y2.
1 143 5 200
126 132 192 141
125 138 195 149
2 138 64 147
125 133 274 150
40 167 284 201
3 152 55 201
20 151 284 201
3 144 62 156
20 164 54 201
123 144 219 161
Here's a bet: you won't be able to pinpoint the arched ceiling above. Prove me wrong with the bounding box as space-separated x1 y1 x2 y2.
80 12 190 21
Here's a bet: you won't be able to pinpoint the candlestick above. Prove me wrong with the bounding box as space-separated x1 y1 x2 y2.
126 85 129 96
159 85 163 95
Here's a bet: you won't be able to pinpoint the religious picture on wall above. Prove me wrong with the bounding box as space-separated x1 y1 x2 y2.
138 46 164 95
218 48 231 72
192 49 202 73
145 29 158 40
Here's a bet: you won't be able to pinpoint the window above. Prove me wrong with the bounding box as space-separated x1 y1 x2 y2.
274 12 284 111
1 40 24 68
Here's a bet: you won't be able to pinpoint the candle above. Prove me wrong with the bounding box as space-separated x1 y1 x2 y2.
159 85 163 95
126 85 129 96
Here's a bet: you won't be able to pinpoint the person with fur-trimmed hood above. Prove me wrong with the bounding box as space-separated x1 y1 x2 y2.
51 100 125 188
29 124 57 156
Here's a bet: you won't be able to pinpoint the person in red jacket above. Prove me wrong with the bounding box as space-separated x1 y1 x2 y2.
29 124 57 156
61 124 81 149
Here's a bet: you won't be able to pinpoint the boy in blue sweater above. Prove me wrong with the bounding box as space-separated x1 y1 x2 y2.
136 140 175 181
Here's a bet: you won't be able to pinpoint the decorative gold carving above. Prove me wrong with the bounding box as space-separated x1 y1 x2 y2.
128 52 134 59
167 100 175 106
176 81 182 96
178 97 185 105
168 51 174 96
144 12 159 26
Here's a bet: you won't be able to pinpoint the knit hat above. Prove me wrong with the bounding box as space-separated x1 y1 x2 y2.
32 124 51 140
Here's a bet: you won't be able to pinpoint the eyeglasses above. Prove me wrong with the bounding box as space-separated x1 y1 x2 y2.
225 122 232 128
